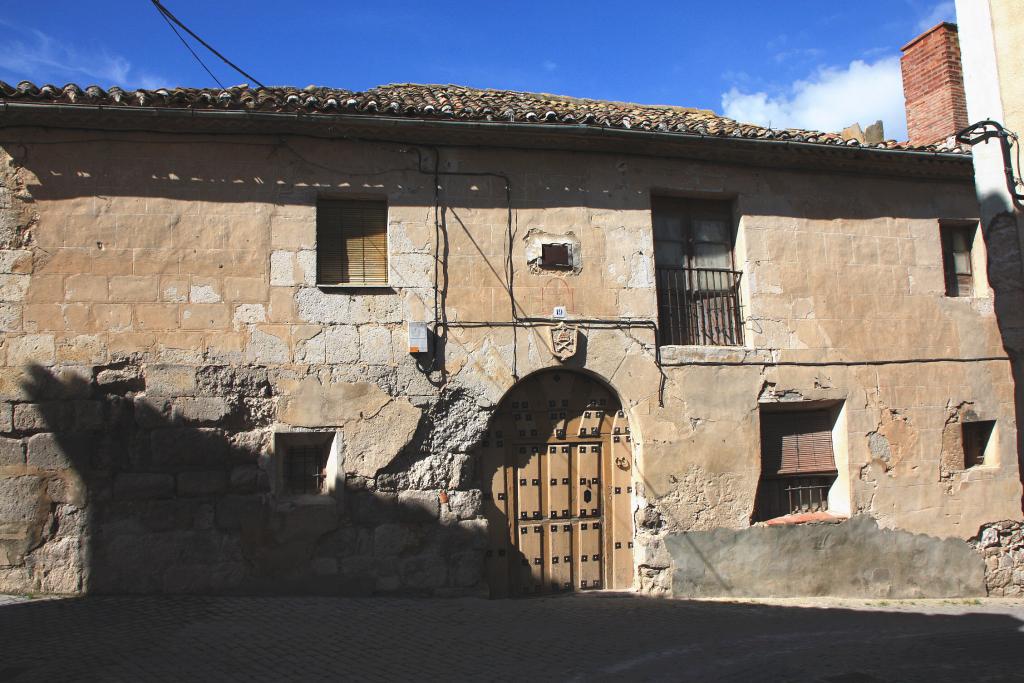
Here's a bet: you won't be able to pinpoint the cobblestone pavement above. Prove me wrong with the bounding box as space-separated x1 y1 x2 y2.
2 593 1024 682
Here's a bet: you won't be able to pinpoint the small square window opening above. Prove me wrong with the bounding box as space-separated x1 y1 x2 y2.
285 443 330 495
962 420 994 468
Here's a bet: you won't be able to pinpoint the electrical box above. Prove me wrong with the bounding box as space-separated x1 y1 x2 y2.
408 322 429 354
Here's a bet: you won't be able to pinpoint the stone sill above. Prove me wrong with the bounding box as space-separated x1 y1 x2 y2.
762 511 848 527
659 345 770 365
317 283 395 291
274 494 337 510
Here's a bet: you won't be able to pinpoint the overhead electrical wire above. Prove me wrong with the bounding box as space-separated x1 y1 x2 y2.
150 0 266 90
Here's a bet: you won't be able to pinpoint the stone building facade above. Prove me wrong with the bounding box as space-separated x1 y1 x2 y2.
0 80 1021 597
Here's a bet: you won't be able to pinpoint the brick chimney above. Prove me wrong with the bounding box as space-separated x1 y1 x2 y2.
900 22 969 146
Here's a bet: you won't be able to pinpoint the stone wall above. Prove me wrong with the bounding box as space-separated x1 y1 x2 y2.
973 519 1024 596
0 130 1020 596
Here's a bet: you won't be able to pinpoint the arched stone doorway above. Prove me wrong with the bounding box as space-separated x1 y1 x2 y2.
479 369 635 598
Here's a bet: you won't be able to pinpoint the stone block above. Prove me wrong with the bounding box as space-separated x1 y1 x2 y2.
374 523 419 556
177 470 228 497
150 428 228 469
113 473 175 500
228 465 263 493
0 302 21 332
273 500 338 541
0 250 33 274
189 279 222 303
270 251 296 286
399 552 448 589
180 304 229 330
108 275 159 302
359 326 393 365
450 550 484 587
245 326 290 364
7 334 56 366
0 437 25 465
215 494 265 530
233 303 266 325
349 490 399 525
134 304 179 331
64 273 107 302
145 364 196 396
96 365 144 393
396 490 440 522
0 402 12 432
224 277 267 303
176 397 232 424
447 490 483 520
72 400 104 431
26 432 93 470
0 274 30 302
160 277 189 303
14 403 68 432
325 326 359 364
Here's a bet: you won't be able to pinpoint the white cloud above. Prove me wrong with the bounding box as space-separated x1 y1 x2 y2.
721 56 908 141
0 21 163 89
542 60 558 73
916 1 955 32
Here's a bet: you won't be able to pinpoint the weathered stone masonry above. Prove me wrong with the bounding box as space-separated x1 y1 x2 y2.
0 117 1021 596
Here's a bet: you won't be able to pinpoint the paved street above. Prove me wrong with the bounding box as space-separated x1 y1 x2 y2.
2 593 1023 682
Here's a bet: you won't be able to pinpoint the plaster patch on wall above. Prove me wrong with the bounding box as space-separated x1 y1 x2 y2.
523 227 581 274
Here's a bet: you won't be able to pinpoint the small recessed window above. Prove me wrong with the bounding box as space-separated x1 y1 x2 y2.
941 222 977 297
541 243 572 268
285 443 330 494
317 199 388 286
962 420 994 468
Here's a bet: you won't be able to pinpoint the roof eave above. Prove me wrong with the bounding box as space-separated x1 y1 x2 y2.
0 102 973 181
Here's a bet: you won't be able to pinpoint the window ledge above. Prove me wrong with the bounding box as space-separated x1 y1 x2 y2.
317 283 394 290
762 511 847 527
274 494 337 510
659 345 769 365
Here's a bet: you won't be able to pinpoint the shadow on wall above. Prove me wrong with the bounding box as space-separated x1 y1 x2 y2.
6 134 981 217
976 192 1024 513
0 363 489 595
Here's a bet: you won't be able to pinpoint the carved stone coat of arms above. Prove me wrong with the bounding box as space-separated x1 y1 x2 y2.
550 322 578 361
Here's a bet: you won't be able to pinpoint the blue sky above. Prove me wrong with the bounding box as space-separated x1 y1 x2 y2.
1 1 956 140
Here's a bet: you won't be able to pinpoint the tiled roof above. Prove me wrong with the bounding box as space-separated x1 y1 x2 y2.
0 80 967 154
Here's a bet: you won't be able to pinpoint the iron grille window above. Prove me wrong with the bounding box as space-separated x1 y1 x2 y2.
754 410 837 521
652 197 743 346
285 444 329 495
317 199 389 286
940 222 977 297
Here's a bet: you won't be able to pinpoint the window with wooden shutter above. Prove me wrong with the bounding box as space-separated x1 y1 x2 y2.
940 222 977 298
317 199 389 286
755 408 839 520
760 411 837 475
